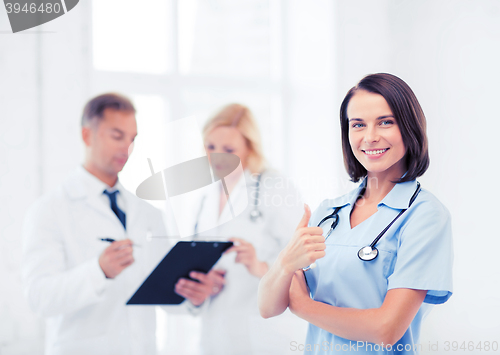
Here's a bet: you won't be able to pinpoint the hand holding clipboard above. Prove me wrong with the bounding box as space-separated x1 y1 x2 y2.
175 269 227 306
127 241 233 305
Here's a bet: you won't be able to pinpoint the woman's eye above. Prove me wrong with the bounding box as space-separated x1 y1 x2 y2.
224 148 234 154
206 144 215 150
380 120 394 126
351 123 364 128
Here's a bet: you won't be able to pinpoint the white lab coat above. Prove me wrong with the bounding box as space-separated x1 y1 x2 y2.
194 169 308 355
22 166 172 355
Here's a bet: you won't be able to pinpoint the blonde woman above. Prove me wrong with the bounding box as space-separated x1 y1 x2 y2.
175 104 308 355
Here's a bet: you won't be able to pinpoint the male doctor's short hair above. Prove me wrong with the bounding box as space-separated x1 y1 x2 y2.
340 73 430 183
203 103 266 174
81 93 136 128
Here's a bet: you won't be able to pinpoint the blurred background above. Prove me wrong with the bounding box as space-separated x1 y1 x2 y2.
1 0 499 354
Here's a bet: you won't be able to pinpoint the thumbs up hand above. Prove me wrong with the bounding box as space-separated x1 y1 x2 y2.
277 204 326 274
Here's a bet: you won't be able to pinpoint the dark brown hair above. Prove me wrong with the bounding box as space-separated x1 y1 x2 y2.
81 93 136 127
340 73 429 183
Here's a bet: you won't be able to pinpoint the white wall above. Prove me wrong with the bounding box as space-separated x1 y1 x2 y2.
1 0 499 354
330 1 500 353
0 2 91 353
0 14 43 354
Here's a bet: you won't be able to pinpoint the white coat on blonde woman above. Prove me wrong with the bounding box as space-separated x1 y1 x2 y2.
194 168 308 355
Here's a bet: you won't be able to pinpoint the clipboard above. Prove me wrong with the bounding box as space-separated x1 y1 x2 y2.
126 241 233 305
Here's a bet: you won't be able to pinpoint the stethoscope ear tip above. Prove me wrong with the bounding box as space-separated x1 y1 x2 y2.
302 262 317 272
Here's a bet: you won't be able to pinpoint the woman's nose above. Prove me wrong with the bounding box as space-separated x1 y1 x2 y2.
364 126 380 144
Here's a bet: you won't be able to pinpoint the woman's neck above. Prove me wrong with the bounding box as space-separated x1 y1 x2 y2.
362 167 405 204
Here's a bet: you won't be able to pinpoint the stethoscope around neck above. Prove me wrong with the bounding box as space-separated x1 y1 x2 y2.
303 181 421 270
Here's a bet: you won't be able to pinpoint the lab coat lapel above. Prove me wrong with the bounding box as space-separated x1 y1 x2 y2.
196 171 249 236
86 194 123 228
218 171 248 223
63 168 124 230
121 189 141 238
198 182 221 236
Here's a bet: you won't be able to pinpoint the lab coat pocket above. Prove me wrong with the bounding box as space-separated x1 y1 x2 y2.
67 215 119 265
52 335 109 355
378 248 397 281
372 236 398 280
53 309 110 355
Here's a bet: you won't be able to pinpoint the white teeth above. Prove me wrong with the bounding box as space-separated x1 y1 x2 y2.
364 149 388 155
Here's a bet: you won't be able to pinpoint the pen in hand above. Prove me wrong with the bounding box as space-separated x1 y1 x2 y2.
98 237 142 248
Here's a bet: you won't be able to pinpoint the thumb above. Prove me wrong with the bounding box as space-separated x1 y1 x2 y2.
296 204 311 229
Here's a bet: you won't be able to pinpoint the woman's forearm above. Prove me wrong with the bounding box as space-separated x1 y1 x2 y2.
258 203 328 318
290 288 427 346
292 299 387 344
257 254 295 318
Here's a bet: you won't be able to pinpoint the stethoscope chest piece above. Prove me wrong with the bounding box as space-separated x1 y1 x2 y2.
357 246 378 261
249 209 263 222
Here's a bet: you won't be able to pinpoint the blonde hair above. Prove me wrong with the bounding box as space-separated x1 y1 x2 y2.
202 103 266 174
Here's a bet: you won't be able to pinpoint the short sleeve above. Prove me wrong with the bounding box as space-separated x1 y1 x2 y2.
387 200 453 305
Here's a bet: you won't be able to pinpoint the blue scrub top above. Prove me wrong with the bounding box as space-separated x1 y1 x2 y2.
303 178 453 354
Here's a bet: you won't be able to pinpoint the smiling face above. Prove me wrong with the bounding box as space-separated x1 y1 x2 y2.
205 126 249 178
82 108 137 186
347 90 407 180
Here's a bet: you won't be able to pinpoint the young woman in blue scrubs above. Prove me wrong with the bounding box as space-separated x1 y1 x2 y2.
258 73 453 354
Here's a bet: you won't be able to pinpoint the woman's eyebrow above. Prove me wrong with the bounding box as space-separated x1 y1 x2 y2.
377 115 395 120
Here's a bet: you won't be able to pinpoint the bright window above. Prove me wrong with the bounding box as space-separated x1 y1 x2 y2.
178 0 272 78
92 0 171 74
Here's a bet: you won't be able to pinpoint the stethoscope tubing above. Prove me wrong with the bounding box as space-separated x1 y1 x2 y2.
368 182 421 248
303 181 421 270
249 173 263 222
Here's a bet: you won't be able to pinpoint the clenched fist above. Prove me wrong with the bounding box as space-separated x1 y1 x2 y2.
278 204 326 273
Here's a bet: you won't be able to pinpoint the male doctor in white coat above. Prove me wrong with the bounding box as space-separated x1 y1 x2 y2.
22 93 182 355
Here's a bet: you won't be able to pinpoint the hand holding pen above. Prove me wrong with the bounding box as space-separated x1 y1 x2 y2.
98 237 142 248
98 238 136 279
